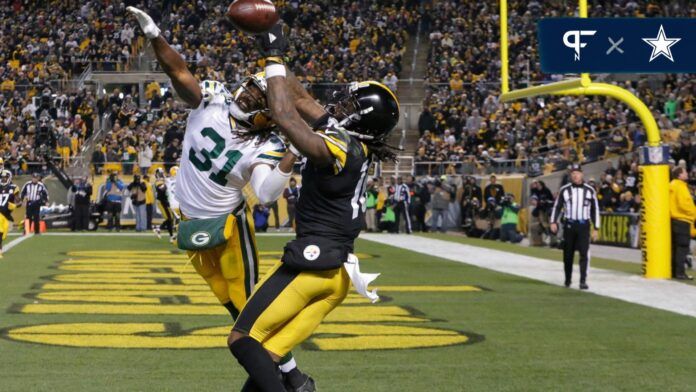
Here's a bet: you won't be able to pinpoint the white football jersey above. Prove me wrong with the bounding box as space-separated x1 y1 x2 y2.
176 81 285 219
165 176 179 211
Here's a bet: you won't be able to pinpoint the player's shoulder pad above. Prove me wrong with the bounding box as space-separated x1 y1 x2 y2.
199 80 232 108
254 134 287 163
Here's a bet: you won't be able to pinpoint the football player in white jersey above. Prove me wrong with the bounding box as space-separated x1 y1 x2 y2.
128 7 323 390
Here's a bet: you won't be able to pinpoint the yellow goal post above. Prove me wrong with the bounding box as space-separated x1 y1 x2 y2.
499 0 671 278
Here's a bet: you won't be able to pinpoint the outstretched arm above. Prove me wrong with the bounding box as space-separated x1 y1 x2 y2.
127 7 202 108
285 69 327 126
256 25 333 166
266 72 332 166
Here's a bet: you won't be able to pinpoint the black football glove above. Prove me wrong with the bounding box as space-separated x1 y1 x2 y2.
256 22 287 59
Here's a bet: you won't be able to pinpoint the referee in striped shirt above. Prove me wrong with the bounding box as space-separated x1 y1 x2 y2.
550 164 600 290
20 173 49 235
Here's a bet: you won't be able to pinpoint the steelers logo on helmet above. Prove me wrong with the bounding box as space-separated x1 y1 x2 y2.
229 72 274 133
327 81 400 142
0 169 11 186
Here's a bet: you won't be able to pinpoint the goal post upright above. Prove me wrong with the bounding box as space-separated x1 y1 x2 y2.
498 0 671 278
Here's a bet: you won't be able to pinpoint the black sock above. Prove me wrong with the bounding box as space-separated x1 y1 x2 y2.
229 336 285 392
223 301 239 320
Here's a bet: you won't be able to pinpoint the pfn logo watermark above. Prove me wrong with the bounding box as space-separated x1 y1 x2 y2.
563 30 597 61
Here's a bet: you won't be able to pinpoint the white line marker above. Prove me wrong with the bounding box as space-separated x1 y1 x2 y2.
3 234 33 253
361 234 696 319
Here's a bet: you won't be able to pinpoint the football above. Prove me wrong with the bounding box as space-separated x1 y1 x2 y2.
226 0 279 34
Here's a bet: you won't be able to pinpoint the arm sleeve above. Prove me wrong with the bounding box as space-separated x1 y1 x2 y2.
250 164 292 205
550 188 564 223
679 184 696 221
591 189 600 229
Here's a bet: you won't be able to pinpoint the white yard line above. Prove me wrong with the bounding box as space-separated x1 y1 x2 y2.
3 234 33 252
361 234 696 319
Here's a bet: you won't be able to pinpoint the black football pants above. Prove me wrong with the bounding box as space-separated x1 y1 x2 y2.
563 222 590 284
394 201 412 234
26 203 41 235
671 219 690 278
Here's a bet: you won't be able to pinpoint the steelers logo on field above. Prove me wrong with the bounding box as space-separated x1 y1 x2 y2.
191 231 211 247
303 245 321 261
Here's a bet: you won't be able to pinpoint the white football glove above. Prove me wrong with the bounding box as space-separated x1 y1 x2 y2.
126 6 161 39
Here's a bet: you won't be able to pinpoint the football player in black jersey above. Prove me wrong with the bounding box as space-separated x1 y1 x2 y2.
228 24 399 392
0 170 18 257
152 168 176 243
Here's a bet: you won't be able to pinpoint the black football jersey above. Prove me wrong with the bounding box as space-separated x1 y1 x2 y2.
154 179 169 206
295 127 371 249
0 184 18 220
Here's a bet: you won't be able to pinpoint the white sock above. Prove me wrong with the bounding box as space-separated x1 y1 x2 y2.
279 357 297 373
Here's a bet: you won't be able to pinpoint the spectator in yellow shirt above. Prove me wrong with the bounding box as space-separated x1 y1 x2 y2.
669 166 696 280
449 72 464 92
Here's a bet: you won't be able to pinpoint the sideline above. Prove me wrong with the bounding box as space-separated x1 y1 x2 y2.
362 234 696 318
3 234 33 253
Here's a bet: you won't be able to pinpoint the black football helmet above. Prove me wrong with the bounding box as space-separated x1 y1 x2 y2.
327 81 400 141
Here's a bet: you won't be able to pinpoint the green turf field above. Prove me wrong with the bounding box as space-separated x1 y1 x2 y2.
1 234 695 391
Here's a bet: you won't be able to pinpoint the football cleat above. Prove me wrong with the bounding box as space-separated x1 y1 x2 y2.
283 370 316 392
169 235 176 244
153 226 161 239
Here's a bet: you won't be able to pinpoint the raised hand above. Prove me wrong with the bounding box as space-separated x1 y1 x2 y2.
126 6 161 39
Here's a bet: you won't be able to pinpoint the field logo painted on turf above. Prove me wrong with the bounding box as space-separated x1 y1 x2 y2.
4 250 483 350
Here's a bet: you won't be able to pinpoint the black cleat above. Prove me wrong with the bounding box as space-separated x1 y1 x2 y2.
579 282 589 290
283 369 316 392
564 280 571 288
674 274 694 281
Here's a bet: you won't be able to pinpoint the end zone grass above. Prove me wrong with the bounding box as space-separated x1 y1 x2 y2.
0 234 694 391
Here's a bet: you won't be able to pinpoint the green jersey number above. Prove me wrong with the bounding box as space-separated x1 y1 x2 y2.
188 127 243 186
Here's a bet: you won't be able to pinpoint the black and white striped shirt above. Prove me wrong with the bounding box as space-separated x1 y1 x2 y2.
395 184 411 203
21 181 49 204
551 182 600 229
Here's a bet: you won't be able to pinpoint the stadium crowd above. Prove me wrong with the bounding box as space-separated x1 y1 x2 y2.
417 0 696 176
155 0 417 99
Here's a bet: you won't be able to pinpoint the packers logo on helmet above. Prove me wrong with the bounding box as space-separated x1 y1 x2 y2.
229 72 274 132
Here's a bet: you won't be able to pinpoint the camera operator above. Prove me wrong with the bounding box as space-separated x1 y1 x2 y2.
529 180 554 246
128 174 148 232
458 175 482 230
463 197 486 238
410 176 430 232
481 196 501 240
500 193 523 243
70 177 92 231
103 171 125 231
35 115 57 152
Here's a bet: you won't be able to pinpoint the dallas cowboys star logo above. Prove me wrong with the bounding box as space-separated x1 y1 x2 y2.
642 25 681 62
